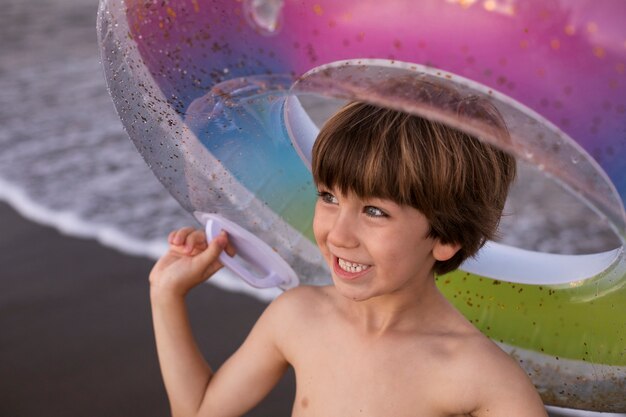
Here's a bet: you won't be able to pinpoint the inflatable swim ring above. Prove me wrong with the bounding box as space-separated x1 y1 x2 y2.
97 0 625 411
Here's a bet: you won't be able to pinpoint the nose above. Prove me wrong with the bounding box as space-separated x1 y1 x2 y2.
327 209 359 249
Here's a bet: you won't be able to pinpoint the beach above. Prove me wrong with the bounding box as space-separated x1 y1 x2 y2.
0 201 294 416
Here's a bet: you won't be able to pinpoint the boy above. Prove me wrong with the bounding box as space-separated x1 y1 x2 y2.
149 88 548 416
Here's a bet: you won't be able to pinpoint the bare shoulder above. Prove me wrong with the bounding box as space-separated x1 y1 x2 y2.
244 286 327 338
260 285 334 357
268 285 332 319
264 285 339 330
453 331 547 417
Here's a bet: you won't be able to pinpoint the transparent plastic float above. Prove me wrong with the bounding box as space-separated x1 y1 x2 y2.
98 0 626 411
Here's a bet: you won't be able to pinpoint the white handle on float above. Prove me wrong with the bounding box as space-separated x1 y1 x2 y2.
194 212 299 290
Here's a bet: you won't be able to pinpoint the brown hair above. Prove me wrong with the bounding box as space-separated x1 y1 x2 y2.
312 85 516 275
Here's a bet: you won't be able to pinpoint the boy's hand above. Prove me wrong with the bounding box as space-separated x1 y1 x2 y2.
149 227 234 299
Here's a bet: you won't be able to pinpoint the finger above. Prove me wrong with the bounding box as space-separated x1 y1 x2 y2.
223 237 237 258
172 227 195 245
185 233 207 256
169 244 193 256
184 230 208 253
186 241 208 257
209 231 235 257
193 231 227 271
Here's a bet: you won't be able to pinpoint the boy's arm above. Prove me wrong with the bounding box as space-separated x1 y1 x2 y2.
195 299 290 416
151 290 213 417
149 228 289 417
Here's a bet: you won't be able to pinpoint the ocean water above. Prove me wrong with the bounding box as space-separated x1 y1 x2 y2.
0 0 281 300
0 1 623 415
0 0 189 245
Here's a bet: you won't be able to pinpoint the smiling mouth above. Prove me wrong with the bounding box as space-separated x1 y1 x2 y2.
337 257 371 273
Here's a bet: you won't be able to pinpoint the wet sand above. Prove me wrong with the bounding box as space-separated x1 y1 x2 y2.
0 202 294 417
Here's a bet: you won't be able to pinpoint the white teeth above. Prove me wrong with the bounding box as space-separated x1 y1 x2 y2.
337 258 370 273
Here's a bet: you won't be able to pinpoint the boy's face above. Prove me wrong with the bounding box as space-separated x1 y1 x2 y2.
313 186 452 302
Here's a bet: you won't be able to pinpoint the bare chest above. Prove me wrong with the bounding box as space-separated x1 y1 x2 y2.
288 332 473 417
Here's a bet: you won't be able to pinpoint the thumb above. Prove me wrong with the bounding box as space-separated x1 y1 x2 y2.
194 231 228 276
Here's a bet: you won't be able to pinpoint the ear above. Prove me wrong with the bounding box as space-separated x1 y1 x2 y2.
433 241 461 262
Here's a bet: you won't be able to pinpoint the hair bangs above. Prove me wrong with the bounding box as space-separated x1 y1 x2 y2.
312 103 417 205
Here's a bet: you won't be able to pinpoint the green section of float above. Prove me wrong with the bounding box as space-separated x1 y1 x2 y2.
437 269 626 366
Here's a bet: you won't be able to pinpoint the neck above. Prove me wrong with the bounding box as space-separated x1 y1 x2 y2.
342 274 451 336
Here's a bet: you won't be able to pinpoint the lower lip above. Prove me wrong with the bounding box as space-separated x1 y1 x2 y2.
332 257 371 281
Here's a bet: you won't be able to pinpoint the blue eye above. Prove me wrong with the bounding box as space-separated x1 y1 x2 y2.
364 206 387 218
317 191 338 205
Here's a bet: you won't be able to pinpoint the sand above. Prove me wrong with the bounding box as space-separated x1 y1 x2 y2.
0 202 294 417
